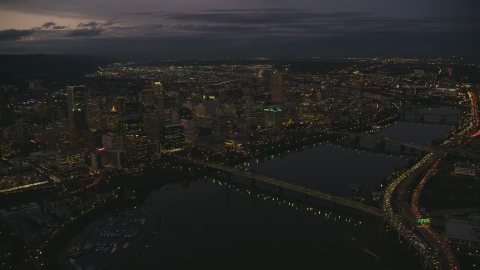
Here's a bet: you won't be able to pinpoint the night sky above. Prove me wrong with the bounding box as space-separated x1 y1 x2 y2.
0 0 479 59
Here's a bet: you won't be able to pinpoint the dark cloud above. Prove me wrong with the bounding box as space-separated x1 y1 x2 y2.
169 24 269 34
77 21 99 28
65 27 104 37
42 22 56 29
162 10 480 36
1 1 479 57
201 8 305 12
103 19 121 26
130 11 161 16
0 29 36 41
76 20 120 29
164 10 372 25
34 22 67 30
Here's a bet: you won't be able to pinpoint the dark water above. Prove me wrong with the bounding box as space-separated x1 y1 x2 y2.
137 181 413 270
63 107 458 270
252 144 408 196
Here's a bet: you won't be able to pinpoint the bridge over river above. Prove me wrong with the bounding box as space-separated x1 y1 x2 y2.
175 156 383 216
318 130 443 154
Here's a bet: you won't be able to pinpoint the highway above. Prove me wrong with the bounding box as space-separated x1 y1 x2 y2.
382 153 443 269
382 91 478 270
388 154 459 269
409 155 460 269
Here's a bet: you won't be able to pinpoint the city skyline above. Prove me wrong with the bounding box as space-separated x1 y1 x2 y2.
1 0 479 59
0 53 478 269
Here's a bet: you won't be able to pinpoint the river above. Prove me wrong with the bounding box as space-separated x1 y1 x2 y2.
59 107 458 270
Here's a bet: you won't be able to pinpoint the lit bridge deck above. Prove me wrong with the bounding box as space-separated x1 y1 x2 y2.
318 130 444 154
177 156 383 216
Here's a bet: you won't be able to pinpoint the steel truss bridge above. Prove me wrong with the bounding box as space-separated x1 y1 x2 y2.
175 156 383 216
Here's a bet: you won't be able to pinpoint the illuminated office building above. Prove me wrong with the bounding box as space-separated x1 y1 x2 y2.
86 95 102 132
102 132 125 152
70 107 90 154
158 96 177 123
90 148 121 173
139 89 155 106
171 107 193 124
66 85 87 126
264 106 284 130
245 100 264 128
211 115 230 140
117 114 143 134
160 124 184 153
103 106 121 131
125 101 144 115
124 132 149 161
270 73 289 104
181 118 196 145
152 81 164 98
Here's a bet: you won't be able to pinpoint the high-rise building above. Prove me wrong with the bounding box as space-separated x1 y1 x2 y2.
211 115 230 140
270 73 289 104
171 107 193 124
181 118 196 145
102 132 125 152
142 105 158 121
86 95 102 132
70 107 90 154
124 132 149 161
245 100 264 128
103 106 121 131
264 106 285 130
117 114 143 134
143 118 161 141
152 81 164 98
139 89 155 106
90 148 121 173
158 97 177 123
125 101 144 115
160 124 184 153
66 85 87 126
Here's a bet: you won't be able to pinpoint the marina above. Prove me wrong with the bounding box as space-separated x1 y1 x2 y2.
58 208 160 270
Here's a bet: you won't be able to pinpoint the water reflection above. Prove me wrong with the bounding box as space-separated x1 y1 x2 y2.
60 106 456 270
140 180 422 270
